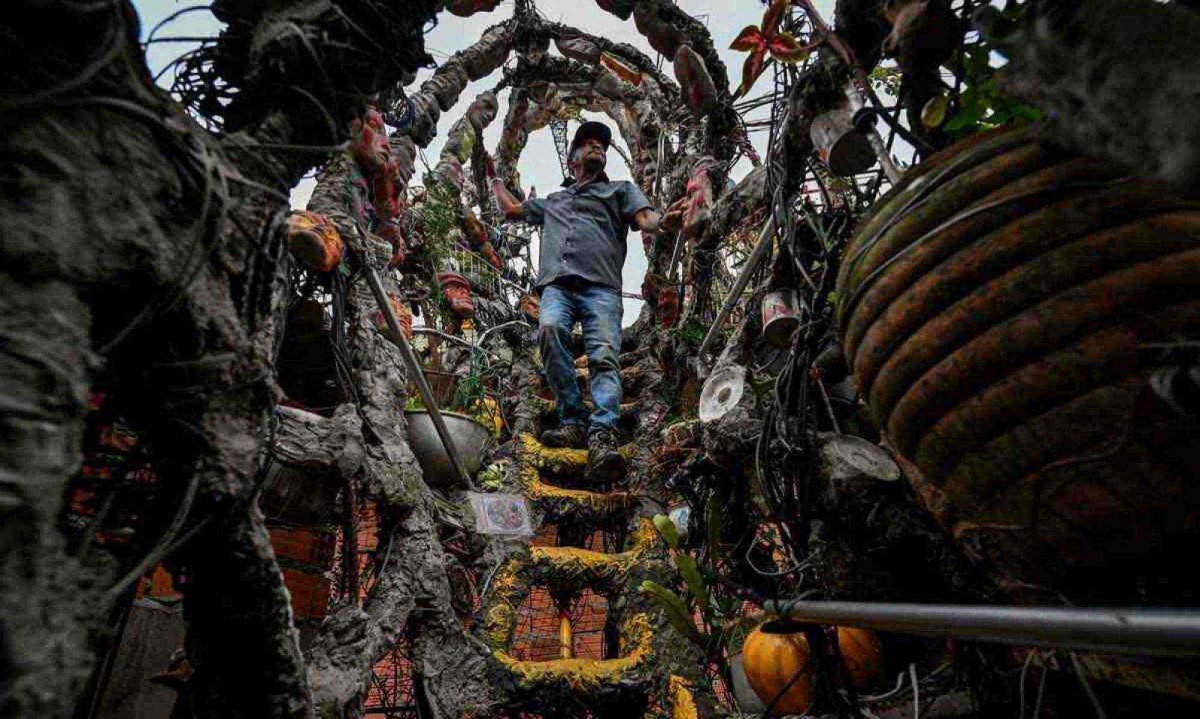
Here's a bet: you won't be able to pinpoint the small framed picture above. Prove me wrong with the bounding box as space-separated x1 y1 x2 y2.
467 492 534 537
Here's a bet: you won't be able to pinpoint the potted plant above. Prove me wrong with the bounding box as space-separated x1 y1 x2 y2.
639 499 772 712
405 348 504 486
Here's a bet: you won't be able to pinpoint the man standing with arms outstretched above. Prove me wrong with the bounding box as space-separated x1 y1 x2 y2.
488 121 670 482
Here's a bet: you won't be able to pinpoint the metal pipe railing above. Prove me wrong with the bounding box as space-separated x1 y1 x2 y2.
762 599 1200 658
411 327 505 362
361 262 474 488
697 214 777 361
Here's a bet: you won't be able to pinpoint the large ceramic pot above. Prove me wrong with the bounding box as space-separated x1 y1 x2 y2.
405 410 493 486
729 653 767 712
835 124 1200 601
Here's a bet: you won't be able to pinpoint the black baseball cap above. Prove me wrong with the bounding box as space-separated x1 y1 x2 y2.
567 120 612 160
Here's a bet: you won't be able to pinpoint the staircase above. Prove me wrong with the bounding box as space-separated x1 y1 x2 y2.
480 350 703 718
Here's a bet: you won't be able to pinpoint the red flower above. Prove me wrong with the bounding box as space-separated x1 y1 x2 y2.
730 0 813 97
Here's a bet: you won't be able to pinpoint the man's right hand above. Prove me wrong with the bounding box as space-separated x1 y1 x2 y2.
489 159 527 221
659 196 687 234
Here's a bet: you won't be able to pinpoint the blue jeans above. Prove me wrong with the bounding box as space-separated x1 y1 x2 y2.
539 281 623 435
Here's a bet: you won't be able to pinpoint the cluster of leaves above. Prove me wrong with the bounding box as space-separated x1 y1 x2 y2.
478 461 507 491
452 358 493 413
418 174 463 256
669 318 708 345
868 65 902 97
937 42 1042 139
931 1 1042 139
730 0 814 97
407 337 503 418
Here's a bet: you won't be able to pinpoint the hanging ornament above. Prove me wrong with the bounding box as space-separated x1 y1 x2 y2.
673 45 718 116
285 212 344 273
375 220 407 268
446 0 503 18
438 272 475 319
350 107 391 174
634 1 687 57
600 52 644 86
682 159 717 238
594 0 637 21
657 286 681 329
836 626 885 690
883 0 962 78
372 294 413 340
519 294 540 322
555 33 602 64
741 622 815 714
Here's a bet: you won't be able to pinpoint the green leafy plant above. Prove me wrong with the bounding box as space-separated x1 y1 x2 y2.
669 319 707 345
868 65 902 97
419 174 461 244
652 514 680 549
640 497 752 669
639 579 706 645
939 2 1042 140
452 363 488 413
942 47 1042 138
478 461 507 490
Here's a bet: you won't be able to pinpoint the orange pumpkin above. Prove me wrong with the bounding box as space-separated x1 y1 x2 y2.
742 622 815 714
743 622 885 712
837 626 884 689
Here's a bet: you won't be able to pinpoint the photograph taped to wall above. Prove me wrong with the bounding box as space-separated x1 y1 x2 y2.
468 492 534 536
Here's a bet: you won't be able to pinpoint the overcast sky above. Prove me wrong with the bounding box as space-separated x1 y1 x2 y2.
135 0 839 320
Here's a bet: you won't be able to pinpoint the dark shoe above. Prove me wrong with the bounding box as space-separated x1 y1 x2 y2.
541 424 587 449
587 430 626 483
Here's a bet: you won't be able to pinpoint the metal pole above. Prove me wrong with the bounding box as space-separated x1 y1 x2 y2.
863 125 903 185
475 319 528 348
763 600 1200 658
844 80 903 185
697 214 777 361
361 263 474 488
653 131 666 202
666 230 687 281
83 585 138 719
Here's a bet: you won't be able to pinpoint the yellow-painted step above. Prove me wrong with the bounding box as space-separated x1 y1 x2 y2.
520 433 635 476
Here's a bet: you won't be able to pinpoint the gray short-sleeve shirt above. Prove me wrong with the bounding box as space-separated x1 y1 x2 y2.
523 176 653 291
